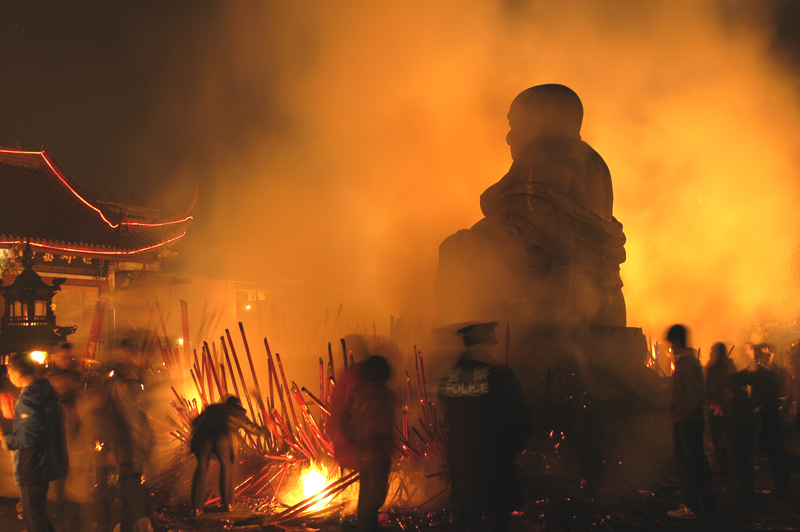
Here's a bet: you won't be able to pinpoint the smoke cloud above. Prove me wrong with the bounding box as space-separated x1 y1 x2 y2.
134 1 800 358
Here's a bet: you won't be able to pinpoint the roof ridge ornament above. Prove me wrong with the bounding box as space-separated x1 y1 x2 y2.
21 239 34 270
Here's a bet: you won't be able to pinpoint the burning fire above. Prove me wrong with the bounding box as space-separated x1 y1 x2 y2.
148 308 442 521
281 461 348 511
300 462 338 510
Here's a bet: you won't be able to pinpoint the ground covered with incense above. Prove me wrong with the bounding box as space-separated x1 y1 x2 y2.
135 463 800 532
1 463 791 532
2 321 797 532
118 320 800 531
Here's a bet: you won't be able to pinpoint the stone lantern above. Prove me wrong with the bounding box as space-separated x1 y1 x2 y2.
0 243 76 359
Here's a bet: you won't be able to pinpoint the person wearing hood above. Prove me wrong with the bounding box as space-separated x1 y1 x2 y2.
438 322 533 532
1 353 68 532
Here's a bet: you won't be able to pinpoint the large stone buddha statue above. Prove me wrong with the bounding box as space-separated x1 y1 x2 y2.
436 84 627 327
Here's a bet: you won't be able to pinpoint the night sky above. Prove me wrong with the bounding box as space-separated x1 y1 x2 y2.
3 2 798 199
1 3 274 199
3 2 800 345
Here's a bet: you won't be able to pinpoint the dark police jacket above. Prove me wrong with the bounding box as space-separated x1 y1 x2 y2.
438 349 533 501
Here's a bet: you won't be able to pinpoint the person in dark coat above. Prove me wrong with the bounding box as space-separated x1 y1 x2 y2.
727 380 755 503
787 339 800 430
1 353 68 532
341 355 396 532
666 324 714 520
190 395 270 515
44 342 83 526
704 341 735 475
438 322 533 532
730 343 790 501
328 362 363 470
88 353 154 532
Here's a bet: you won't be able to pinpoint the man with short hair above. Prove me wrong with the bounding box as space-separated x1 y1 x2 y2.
666 324 714 519
1 353 68 532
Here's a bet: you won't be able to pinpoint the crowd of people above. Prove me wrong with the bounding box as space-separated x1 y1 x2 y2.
1 341 154 532
1 322 798 532
0 324 532 532
667 324 799 520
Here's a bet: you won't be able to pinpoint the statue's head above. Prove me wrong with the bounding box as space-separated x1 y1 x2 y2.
506 84 583 159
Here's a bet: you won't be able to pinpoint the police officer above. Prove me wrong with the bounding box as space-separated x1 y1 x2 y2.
438 322 533 532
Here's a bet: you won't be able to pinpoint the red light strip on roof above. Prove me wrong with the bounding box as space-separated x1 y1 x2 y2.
0 148 193 228
120 218 193 227
0 230 188 256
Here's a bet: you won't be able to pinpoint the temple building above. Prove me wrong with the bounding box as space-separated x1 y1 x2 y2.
0 146 195 360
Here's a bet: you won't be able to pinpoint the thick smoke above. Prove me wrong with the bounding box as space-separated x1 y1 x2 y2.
140 1 800 357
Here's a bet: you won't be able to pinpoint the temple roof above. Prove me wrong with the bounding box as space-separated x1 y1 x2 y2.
0 147 193 261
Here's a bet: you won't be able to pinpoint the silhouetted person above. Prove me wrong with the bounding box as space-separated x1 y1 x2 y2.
46 343 82 414
666 324 714 520
1 353 68 532
329 362 364 470
438 322 533 532
731 343 790 501
704 342 735 475
786 339 800 430
727 381 755 503
190 395 269 515
44 342 83 527
90 355 154 532
341 355 396 532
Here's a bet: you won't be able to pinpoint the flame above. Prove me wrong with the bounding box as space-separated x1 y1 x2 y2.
301 464 329 507
283 461 341 511
29 351 47 364
646 342 657 368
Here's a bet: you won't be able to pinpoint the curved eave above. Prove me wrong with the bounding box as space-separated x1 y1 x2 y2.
0 146 194 261
0 147 194 228
0 230 189 262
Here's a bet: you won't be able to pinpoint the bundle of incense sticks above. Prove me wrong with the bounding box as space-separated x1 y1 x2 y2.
147 305 448 516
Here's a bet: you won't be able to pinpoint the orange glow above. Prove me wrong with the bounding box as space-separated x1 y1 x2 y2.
147 3 800 350
646 342 657 368
0 393 15 420
282 461 344 510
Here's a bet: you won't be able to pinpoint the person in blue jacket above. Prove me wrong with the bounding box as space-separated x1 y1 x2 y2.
1 353 68 532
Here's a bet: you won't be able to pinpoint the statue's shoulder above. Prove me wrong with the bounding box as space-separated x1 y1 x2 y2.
521 138 608 171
